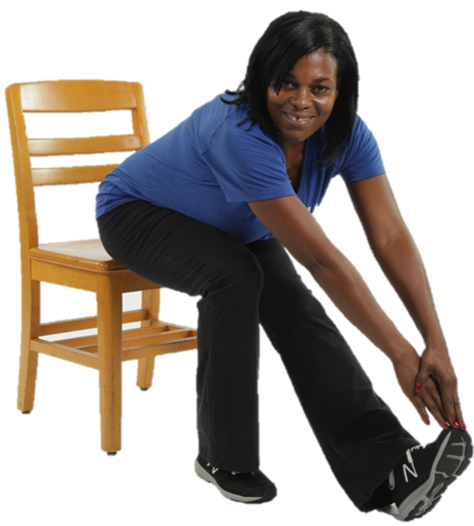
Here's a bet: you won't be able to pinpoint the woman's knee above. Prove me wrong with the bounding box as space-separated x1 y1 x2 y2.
205 247 264 297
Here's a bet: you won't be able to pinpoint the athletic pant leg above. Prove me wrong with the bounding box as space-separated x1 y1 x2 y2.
98 200 263 472
246 237 419 510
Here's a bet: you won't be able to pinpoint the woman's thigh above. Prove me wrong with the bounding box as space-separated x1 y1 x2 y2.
246 237 378 401
98 200 263 297
246 236 340 340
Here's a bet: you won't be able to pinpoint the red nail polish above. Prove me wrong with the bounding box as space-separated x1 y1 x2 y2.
415 383 422 393
444 422 450 430
453 419 460 428
462 423 467 431
426 418 430 425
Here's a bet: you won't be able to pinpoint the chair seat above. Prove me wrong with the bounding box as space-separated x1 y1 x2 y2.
30 239 125 271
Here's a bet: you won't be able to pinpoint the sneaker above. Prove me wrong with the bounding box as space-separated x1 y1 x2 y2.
388 428 472 521
195 455 277 504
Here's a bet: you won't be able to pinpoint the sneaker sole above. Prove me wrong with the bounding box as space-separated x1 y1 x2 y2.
399 428 472 521
194 460 276 504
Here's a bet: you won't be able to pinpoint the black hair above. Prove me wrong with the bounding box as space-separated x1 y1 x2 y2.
223 11 359 166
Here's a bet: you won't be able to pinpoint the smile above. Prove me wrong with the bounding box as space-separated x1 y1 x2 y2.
283 112 313 123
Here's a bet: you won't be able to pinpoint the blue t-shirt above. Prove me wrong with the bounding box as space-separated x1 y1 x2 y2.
96 94 385 243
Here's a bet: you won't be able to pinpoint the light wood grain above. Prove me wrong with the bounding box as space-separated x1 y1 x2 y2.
32 164 119 186
20 80 138 112
28 135 141 156
6 80 197 453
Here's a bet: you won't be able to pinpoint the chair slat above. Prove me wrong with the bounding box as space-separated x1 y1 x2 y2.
54 324 169 349
38 309 150 336
20 80 137 112
31 339 99 369
32 164 120 186
82 328 193 354
28 135 142 156
121 338 196 361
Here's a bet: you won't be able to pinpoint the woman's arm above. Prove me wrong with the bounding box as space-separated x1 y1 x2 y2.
346 174 465 430
248 188 464 429
248 195 414 362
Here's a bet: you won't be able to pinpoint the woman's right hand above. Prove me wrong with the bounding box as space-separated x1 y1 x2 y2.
393 348 448 429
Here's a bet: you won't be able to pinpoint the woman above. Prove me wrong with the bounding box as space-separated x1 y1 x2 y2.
96 11 471 520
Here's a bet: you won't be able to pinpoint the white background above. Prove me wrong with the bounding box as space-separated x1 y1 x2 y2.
1 1 472 524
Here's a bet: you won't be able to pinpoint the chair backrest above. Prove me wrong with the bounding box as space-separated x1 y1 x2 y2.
6 80 150 258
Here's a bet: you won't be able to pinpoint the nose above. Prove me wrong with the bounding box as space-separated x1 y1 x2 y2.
290 86 311 108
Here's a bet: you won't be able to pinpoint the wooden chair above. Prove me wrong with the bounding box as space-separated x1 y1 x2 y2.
6 80 197 454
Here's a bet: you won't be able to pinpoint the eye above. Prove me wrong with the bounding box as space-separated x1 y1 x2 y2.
282 79 296 88
313 85 330 93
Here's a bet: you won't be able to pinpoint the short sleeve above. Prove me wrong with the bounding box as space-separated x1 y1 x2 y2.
202 118 296 203
338 116 385 182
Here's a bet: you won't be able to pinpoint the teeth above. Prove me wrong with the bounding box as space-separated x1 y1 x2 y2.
286 113 310 122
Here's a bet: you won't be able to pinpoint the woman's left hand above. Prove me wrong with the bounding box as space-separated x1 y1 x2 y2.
415 343 465 431
393 347 445 428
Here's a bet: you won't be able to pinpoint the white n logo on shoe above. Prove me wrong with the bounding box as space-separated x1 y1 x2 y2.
402 462 418 482
402 448 418 482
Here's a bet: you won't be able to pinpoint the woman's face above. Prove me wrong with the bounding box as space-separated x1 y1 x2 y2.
266 49 339 148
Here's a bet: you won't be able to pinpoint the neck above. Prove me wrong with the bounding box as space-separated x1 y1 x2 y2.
280 138 306 162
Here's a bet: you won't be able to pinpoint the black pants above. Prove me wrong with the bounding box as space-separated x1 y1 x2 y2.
98 199 418 511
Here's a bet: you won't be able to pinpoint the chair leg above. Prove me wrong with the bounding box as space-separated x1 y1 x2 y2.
97 275 122 454
137 289 160 390
17 279 40 413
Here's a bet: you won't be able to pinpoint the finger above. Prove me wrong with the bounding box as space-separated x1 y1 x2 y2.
414 361 432 394
425 379 449 425
453 396 466 430
454 398 466 431
437 373 458 429
410 394 430 426
417 387 447 429
449 378 466 430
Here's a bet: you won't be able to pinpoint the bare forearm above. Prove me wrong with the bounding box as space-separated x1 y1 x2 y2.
370 228 446 347
248 195 416 362
374 231 468 428
344 175 464 428
308 250 414 362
